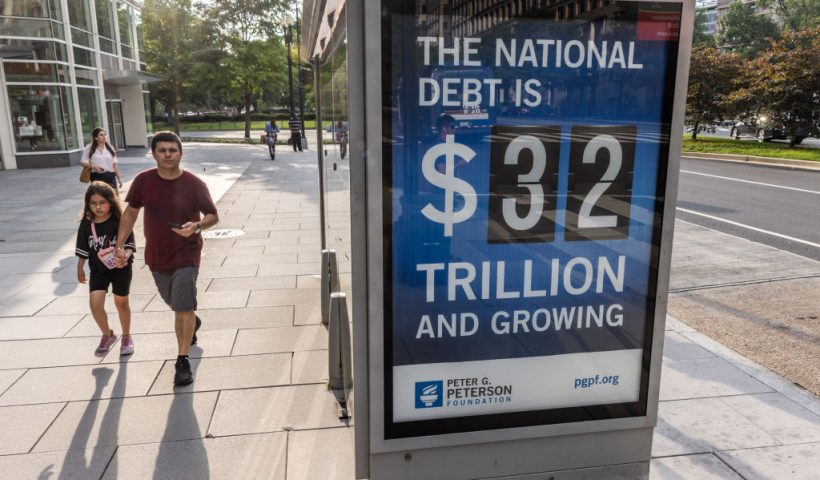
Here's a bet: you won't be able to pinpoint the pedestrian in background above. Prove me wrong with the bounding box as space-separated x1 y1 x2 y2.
289 114 303 152
116 131 219 386
265 115 280 160
80 128 122 190
75 181 136 357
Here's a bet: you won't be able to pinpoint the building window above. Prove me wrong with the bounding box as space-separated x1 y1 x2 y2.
3 61 69 82
76 86 102 140
117 1 134 59
7 85 78 152
0 38 67 61
96 0 116 54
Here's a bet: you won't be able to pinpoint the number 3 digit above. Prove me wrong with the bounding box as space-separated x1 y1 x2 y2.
502 135 546 231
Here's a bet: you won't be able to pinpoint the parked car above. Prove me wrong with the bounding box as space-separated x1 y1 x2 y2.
730 116 807 145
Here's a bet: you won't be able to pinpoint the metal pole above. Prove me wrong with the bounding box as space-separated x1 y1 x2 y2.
314 55 326 250
297 13 306 138
285 28 294 118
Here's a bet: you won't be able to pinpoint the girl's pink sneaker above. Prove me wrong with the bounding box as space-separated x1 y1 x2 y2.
120 335 135 355
95 331 118 357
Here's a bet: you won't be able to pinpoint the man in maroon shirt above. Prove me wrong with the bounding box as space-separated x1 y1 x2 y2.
116 131 219 385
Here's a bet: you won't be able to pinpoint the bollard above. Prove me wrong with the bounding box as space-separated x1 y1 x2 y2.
328 292 353 391
320 249 340 325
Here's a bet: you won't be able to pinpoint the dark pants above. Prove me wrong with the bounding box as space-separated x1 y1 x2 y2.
90 171 118 190
291 132 302 152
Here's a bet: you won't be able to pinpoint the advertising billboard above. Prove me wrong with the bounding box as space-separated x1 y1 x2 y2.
380 1 684 440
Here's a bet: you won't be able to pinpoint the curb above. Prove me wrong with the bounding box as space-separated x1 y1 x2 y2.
682 152 820 170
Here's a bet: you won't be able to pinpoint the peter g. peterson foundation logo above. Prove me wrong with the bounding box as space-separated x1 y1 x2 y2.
415 381 443 408
415 377 514 409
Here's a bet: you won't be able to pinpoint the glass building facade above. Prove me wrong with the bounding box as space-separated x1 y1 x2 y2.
0 0 152 169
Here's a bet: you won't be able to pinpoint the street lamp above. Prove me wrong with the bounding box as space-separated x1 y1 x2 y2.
284 26 294 119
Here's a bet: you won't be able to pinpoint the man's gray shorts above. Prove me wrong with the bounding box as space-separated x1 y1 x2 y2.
151 267 198 312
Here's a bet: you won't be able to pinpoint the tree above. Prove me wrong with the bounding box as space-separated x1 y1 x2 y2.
758 0 820 31
693 8 717 48
717 1 780 59
730 27 820 145
205 0 291 139
685 46 744 140
143 0 197 134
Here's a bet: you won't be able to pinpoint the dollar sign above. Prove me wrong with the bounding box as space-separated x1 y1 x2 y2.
421 135 477 237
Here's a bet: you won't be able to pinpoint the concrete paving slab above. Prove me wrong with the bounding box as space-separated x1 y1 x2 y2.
287 428 356 480
32 392 217 453
0 446 115 480
295 300 323 326
715 442 820 480
149 353 291 395
0 369 25 395
257 262 321 276
232 325 328 355
36 293 154 316
143 290 249 311
99 330 236 364
653 397 779 457
208 384 343 436
649 454 742 479
102 432 286 480
662 331 717 361
207 275 296 292
0 289 61 317
660 357 773 401
0 362 163 406
195 264 259 279
0 314 83 340
0 336 108 369
718 393 820 444
292 349 329 384
246 287 321 308
65 306 294 336
0 402 65 455
222 253 297 266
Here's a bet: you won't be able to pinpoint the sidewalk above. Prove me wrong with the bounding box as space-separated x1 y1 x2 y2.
0 144 817 479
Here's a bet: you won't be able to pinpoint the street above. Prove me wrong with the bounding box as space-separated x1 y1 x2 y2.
676 157 820 261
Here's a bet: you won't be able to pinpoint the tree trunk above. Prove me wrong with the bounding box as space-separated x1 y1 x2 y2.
692 120 699 141
172 76 181 136
244 86 251 140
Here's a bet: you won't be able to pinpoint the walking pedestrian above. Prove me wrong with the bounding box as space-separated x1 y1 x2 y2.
115 131 219 386
75 181 136 357
80 128 122 190
289 114 303 152
265 115 279 160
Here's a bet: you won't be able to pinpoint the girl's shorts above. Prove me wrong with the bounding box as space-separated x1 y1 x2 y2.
89 267 133 296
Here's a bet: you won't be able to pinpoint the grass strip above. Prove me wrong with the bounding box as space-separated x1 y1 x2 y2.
683 135 820 162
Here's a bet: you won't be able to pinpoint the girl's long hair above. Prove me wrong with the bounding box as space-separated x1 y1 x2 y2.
82 181 123 222
88 127 116 158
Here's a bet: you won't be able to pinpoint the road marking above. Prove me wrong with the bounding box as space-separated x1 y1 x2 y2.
680 170 820 195
676 208 820 249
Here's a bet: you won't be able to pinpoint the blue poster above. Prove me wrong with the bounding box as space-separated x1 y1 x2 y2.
382 1 683 438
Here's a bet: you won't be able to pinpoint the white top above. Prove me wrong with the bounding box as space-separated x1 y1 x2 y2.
82 144 117 172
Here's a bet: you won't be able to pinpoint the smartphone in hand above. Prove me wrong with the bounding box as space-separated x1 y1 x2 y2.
167 222 183 229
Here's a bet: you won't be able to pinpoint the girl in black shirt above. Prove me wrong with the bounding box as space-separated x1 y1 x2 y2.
75 182 136 356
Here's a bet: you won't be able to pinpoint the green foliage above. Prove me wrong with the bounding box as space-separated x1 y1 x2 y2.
693 9 717 48
685 46 744 139
203 0 294 139
142 0 198 133
757 0 820 31
729 27 820 144
717 1 780 58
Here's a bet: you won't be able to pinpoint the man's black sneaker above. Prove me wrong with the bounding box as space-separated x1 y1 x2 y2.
191 315 202 345
174 357 193 385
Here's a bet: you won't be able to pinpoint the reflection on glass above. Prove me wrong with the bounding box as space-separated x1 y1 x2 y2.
77 86 102 140
96 0 116 53
8 85 77 151
4 61 69 82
